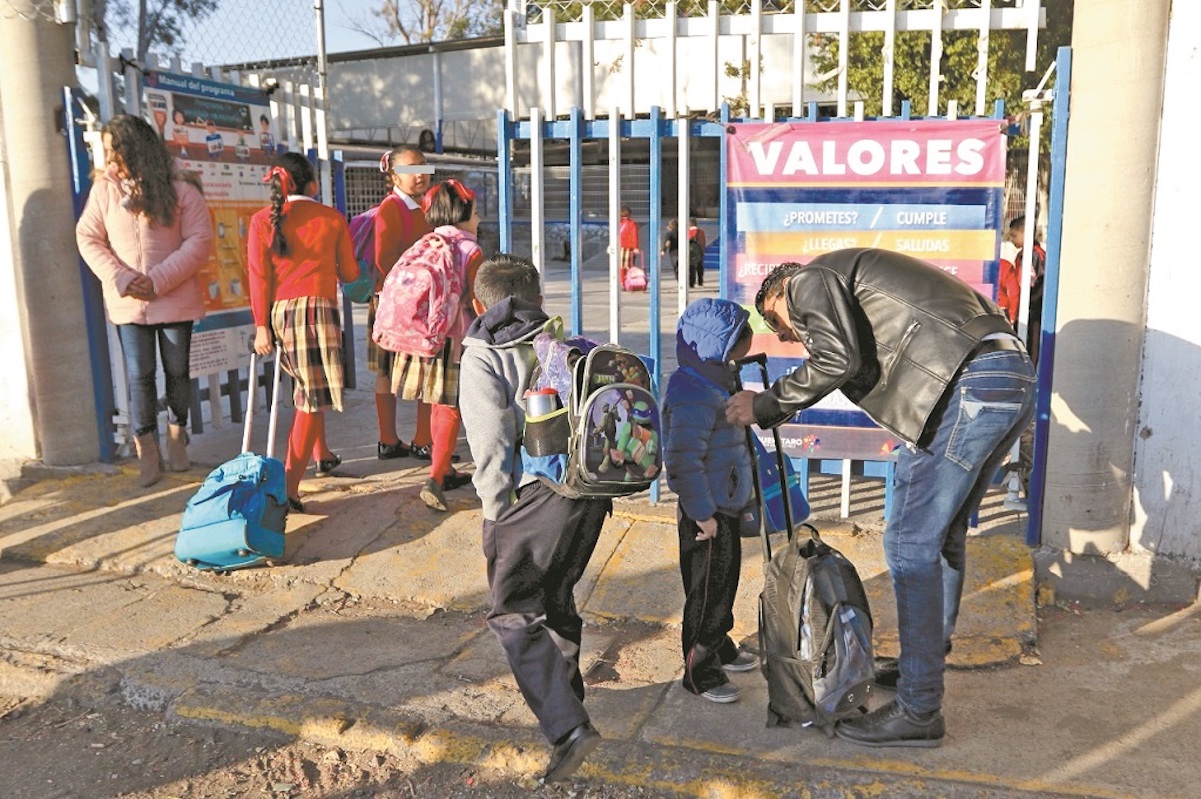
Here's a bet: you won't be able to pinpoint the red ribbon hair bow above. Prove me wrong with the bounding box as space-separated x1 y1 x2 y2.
420 178 475 215
262 165 295 194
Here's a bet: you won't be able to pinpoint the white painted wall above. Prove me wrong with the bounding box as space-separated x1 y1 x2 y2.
1133 1 1201 560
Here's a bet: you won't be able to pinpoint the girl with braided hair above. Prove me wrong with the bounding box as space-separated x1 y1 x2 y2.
247 152 359 513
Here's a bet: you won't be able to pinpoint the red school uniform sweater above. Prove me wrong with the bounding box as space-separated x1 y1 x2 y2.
374 190 431 283
247 197 359 327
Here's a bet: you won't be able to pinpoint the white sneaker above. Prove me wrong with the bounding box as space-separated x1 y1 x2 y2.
722 650 759 673
701 683 742 704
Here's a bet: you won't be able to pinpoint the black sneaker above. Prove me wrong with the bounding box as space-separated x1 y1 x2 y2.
419 478 448 512
835 700 945 748
441 470 473 491
378 440 410 460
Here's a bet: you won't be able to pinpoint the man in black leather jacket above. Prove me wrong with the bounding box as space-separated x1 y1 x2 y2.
726 248 1036 748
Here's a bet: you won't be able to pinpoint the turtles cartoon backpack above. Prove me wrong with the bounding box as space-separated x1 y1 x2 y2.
521 322 662 499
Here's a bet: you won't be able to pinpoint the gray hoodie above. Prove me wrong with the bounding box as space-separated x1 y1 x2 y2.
459 297 551 521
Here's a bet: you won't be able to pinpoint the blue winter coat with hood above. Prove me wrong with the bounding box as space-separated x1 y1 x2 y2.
663 298 754 522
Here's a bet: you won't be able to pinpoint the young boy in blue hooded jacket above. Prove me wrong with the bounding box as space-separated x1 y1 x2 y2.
663 298 758 703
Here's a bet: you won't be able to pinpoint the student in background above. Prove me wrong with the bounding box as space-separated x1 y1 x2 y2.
661 218 680 280
618 205 639 290
687 218 707 288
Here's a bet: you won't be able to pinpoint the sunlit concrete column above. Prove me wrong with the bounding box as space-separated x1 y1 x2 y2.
1041 0 1170 559
0 4 98 466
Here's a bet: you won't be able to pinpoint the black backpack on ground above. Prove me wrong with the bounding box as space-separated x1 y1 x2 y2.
758 523 875 735
732 353 875 737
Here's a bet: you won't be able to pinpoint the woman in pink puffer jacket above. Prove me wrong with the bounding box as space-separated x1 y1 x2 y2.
76 114 213 487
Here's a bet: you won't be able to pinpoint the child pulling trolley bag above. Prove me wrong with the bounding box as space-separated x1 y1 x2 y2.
731 353 876 736
175 350 288 571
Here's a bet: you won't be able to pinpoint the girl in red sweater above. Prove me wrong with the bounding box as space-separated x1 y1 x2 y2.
371 145 433 460
248 152 359 512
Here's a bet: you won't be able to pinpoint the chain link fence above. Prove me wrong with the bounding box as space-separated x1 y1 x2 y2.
93 0 318 72
529 0 1028 24
0 0 60 23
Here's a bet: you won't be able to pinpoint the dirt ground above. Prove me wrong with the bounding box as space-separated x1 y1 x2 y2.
0 690 673 799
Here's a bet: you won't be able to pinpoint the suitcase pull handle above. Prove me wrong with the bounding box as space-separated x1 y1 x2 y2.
727 353 796 565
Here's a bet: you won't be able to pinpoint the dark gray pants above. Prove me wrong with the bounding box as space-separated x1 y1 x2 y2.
483 481 611 743
678 511 741 694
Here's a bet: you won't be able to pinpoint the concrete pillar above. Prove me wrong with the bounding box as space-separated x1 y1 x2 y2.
0 4 100 465
0 92 38 465
1041 0 1170 555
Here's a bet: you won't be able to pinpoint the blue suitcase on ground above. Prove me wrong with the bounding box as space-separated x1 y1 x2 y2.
176 351 287 571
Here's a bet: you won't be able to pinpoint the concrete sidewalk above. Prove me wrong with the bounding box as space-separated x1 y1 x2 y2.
1 263 1198 797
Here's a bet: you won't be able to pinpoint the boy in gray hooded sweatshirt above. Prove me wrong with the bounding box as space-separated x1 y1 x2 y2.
459 255 611 784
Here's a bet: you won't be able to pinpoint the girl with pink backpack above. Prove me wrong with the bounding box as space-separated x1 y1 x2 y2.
375 179 482 511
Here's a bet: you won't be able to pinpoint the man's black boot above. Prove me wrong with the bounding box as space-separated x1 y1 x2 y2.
835 700 945 748
541 722 601 783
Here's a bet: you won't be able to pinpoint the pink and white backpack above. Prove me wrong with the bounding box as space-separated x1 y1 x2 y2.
372 231 465 358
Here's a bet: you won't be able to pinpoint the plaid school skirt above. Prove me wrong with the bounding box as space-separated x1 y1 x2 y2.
366 295 392 378
390 337 460 406
271 296 345 413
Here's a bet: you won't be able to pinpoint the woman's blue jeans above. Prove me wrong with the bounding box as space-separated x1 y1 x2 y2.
117 322 194 437
885 348 1036 716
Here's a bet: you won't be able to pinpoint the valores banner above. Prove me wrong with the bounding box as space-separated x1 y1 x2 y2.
725 119 1007 461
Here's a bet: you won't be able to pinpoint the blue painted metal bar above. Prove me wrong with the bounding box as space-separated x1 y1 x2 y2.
64 88 116 463
331 151 356 389
900 100 912 120
648 106 663 393
718 103 730 299
648 107 664 504
497 109 513 253
569 107 584 334
1027 46 1072 547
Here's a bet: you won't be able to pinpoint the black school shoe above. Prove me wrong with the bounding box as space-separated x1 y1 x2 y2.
835 700 945 748
314 454 342 477
410 442 461 463
874 657 900 688
441 470 473 491
378 440 411 460
541 722 601 784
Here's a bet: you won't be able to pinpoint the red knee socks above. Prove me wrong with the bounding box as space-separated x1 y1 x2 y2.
429 404 461 483
413 400 432 448
285 410 321 500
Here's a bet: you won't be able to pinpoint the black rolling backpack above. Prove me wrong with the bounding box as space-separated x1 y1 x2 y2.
731 353 876 737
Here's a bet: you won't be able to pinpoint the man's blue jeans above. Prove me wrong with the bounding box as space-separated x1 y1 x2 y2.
117 322 194 437
885 348 1036 716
